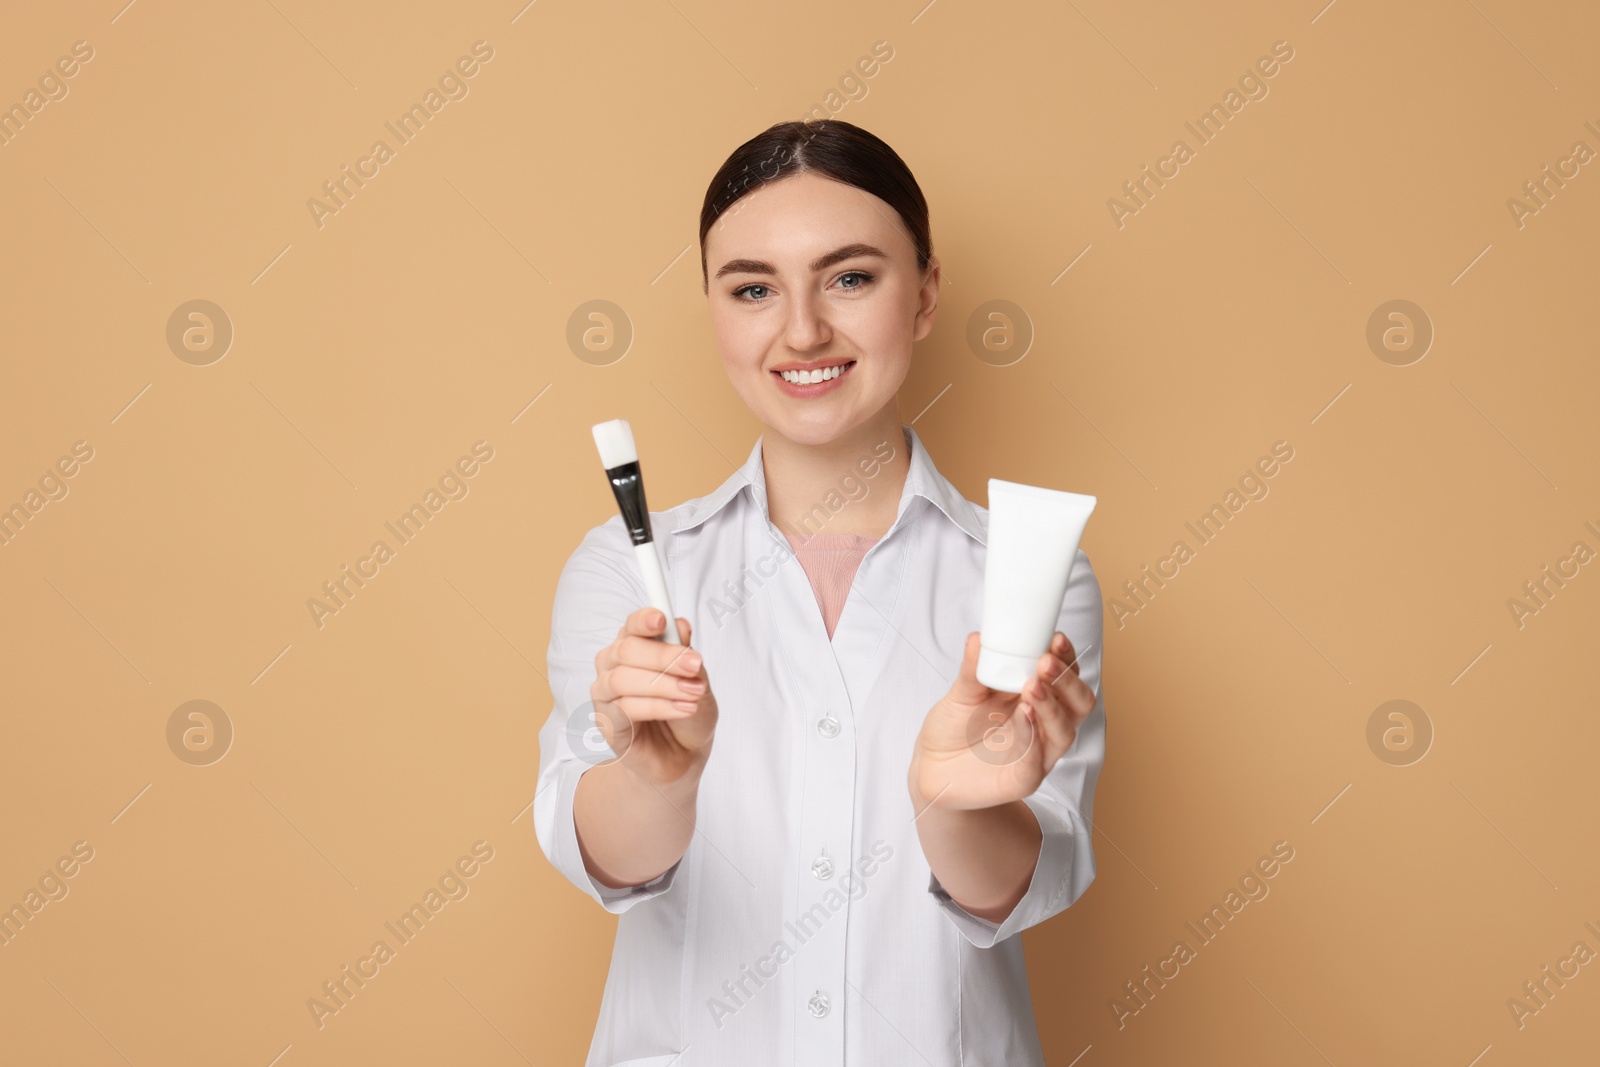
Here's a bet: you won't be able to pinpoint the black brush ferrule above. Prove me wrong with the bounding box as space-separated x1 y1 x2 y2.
605 461 652 545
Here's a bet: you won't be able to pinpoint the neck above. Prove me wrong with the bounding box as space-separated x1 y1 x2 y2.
762 409 911 540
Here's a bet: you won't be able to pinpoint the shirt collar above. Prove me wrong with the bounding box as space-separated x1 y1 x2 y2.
672 423 987 546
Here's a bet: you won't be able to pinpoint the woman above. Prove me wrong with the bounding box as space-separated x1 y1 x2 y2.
536 119 1106 1067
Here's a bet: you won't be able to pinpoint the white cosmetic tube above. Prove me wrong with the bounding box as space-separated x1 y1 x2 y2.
976 479 1097 693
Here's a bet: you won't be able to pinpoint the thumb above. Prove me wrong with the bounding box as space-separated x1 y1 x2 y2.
948 632 996 705
675 616 694 649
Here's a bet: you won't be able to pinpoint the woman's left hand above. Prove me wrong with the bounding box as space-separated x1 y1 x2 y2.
908 630 1096 813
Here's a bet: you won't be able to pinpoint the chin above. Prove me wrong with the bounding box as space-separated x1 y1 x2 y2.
772 416 853 446
768 399 892 448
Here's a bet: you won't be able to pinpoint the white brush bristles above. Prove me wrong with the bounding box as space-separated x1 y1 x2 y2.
591 419 638 469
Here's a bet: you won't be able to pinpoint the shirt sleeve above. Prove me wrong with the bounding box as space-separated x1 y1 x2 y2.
533 514 684 914
928 548 1107 948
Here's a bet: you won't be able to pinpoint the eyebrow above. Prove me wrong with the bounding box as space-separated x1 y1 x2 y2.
713 243 888 280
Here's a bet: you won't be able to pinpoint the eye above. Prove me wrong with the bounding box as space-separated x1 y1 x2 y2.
732 271 872 302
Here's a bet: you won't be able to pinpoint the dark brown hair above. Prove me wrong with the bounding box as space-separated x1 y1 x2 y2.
698 119 932 286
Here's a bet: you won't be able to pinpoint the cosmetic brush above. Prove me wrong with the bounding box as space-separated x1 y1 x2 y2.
591 419 681 645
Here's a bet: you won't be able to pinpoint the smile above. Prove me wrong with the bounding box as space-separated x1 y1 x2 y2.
775 360 855 385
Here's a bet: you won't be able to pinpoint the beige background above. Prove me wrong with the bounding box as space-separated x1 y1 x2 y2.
2 0 1597 1063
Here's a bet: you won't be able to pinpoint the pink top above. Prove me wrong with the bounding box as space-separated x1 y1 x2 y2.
781 530 882 639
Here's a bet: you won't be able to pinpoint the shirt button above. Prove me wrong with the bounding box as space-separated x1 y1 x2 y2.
811 854 833 879
816 715 840 738
808 990 830 1017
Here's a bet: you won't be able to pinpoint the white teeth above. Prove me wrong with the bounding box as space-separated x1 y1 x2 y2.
780 363 849 384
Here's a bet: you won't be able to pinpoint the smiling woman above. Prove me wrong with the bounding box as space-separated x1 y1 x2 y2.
535 119 1107 1067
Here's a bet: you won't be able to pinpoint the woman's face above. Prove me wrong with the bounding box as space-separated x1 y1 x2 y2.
703 171 939 447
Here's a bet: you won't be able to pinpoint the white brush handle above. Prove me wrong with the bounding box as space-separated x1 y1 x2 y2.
634 540 681 645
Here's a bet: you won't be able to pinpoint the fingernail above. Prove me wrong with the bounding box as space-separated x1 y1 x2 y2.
672 699 699 712
683 653 702 672
651 611 664 627
679 678 706 694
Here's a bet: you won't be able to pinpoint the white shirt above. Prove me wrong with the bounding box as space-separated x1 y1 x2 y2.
535 423 1107 1067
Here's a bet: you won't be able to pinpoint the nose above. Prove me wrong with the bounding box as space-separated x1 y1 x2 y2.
783 288 832 352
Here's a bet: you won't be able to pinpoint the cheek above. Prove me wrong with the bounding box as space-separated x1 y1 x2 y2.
870 275 921 337
711 310 780 411
710 307 768 370
840 285 918 361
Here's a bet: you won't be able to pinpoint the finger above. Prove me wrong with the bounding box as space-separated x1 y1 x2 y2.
1021 674 1075 766
1049 632 1082 678
599 608 675 676
595 655 700 713
1040 651 1095 719
610 693 704 721
593 643 700 705
620 605 670 640
1017 703 1061 779
950 632 996 703
608 662 708 703
640 618 700 683
615 633 704 680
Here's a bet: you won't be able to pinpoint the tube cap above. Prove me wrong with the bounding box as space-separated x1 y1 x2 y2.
976 645 1038 694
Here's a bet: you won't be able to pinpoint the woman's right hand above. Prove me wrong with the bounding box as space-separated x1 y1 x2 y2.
589 607 718 786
